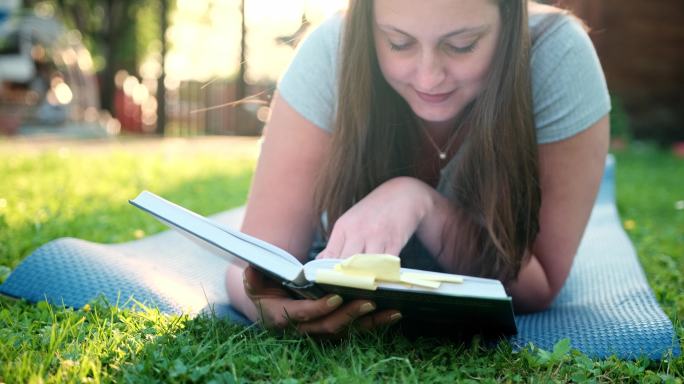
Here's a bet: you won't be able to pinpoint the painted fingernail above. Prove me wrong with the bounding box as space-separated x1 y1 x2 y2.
327 295 343 308
389 312 402 323
359 302 376 315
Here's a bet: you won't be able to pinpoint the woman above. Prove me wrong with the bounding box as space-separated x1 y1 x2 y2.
226 0 610 336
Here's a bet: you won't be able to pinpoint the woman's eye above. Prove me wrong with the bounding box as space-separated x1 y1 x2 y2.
389 41 412 51
445 42 478 54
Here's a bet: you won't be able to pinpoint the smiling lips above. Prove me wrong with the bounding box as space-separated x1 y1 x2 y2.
415 89 455 103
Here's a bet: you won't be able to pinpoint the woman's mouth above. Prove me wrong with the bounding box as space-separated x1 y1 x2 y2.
415 89 454 103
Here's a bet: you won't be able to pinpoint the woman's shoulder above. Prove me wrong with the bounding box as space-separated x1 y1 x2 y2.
527 2 602 83
283 12 344 77
528 2 591 50
277 12 345 133
299 11 345 52
527 3 610 144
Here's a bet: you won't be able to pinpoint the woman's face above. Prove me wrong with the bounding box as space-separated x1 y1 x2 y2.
373 0 501 127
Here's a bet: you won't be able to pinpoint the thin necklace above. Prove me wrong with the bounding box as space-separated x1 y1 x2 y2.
421 124 458 161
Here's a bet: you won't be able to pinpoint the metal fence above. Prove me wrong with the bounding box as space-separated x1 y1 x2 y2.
165 79 270 137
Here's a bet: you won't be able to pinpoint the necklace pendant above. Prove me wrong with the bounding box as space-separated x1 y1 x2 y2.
439 152 447 160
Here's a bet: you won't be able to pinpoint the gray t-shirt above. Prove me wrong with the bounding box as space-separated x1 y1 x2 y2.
278 11 610 144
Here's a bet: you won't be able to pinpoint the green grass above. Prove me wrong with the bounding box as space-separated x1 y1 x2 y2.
0 139 682 383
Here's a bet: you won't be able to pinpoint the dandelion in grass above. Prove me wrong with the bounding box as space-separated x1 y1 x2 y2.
623 219 636 231
675 200 684 210
134 229 146 239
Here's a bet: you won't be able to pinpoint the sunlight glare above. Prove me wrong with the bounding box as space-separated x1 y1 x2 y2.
54 83 73 104
166 0 349 82
122 76 139 96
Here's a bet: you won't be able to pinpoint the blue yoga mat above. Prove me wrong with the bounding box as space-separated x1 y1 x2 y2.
0 156 680 360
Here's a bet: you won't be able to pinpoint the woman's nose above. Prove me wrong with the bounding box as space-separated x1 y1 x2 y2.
414 51 446 92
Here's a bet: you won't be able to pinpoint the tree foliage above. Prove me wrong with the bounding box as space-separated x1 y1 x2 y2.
25 0 167 112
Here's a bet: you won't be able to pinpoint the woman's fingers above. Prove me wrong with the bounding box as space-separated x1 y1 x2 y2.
295 299 377 335
256 294 345 328
337 236 366 260
361 239 387 255
244 261 403 336
244 266 349 327
318 231 365 259
383 239 405 258
296 303 403 336
243 265 283 297
355 309 403 330
317 231 344 259
317 222 405 259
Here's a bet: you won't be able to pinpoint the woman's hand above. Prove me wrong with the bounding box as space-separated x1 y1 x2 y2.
243 266 401 336
317 177 435 259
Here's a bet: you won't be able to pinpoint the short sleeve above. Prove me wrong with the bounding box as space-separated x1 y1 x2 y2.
531 15 611 144
277 14 343 133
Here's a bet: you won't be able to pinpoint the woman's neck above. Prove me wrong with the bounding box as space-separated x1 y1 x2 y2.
419 118 459 145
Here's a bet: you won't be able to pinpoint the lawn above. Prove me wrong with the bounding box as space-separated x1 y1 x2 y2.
0 137 682 383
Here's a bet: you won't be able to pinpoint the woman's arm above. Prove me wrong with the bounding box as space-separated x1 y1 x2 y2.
507 115 609 312
416 115 610 312
316 114 608 314
226 93 400 332
226 92 330 319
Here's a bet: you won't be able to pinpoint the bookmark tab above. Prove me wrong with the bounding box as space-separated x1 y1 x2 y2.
314 254 464 291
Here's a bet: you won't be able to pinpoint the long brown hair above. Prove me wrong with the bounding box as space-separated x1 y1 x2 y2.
314 0 540 283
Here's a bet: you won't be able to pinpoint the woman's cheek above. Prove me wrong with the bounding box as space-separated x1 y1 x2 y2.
380 56 416 89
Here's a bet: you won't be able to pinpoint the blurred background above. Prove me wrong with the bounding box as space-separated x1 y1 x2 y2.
0 0 346 138
0 0 682 148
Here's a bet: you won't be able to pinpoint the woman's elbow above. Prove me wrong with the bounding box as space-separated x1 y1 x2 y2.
512 289 556 314
507 256 562 313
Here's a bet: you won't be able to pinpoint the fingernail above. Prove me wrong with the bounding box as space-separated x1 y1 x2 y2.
359 302 376 315
327 295 343 308
389 312 402 323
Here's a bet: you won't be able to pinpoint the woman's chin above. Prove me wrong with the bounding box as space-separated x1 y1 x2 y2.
412 109 460 126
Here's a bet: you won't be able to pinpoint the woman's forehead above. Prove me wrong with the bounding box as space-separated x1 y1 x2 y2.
373 0 499 36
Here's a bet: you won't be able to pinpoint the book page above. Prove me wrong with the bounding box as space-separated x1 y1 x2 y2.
207 218 302 266
303 259 508 300
130 191 306 285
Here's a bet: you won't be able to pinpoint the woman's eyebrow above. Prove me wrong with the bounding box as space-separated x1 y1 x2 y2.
377 24 489 39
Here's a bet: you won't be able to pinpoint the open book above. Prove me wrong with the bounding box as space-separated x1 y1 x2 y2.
130 191 517 335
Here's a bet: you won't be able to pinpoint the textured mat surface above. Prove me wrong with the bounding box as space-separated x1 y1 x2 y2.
0 156 680 359
511 157 680 359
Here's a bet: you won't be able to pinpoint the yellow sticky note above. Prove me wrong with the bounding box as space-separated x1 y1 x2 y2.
316 254 464 291
316 269 378 290
336 254 401 281
399 275 441 289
